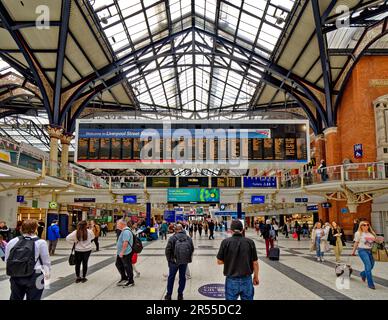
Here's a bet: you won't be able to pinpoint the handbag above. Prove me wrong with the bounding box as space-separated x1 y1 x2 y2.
373 247 388 262
131 252 138 264
68 243 76 266
292 232 298 239
310 241 316 252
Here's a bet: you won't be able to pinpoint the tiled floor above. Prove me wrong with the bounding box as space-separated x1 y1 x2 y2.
1 230 387 300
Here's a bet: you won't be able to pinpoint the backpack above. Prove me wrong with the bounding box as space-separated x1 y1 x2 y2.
269 226 276 239
129 231 143 254
174 234 193 265
6 236 41 277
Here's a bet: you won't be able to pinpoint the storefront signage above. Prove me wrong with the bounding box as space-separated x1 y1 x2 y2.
74 198 96 203
307 205 318 211
16 195 24 203
198 284 225 299
295 198 308 203
244 177 276 188
167 188 220 203
354 144 363 159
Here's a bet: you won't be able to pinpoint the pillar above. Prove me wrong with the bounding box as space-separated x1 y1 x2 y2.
237 202 242 219
313 134 326 168
58 204 69 238
47 126 63 177
323 127 341 166
146 203 151 227
60 133 74 180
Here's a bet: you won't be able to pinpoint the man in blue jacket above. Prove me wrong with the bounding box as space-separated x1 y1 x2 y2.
47 220 60 256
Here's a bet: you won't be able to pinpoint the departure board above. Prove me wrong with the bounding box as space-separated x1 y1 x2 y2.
211 177 241 188
75 120 310 168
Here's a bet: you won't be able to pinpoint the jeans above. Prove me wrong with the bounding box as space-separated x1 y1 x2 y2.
160 231 167 240
225 276 254 300
316 238 324 258
209 230 214 239
116 253 134 284
10 272 44 300
92 237 99 251
48 239 58 255
75 250 91 278
167 262 187 295
358 249 375 287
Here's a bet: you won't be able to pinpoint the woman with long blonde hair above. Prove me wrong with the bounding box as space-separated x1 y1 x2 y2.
351 220 377 289
311 222 326 262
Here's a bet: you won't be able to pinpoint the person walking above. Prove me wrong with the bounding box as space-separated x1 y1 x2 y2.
272 219 279 238
5 219 51 300
208 220 215 240
294 221 301 241
193 222 198 239
198 221 203 237
262 219 275 258
353 219 359 235
204 221 209 237
217 220 259 300
66 220 95 283
90 221 100 251
47 220 60 256
164 224 194 300
160 220 168 240
100 223 107 237
328 221 346 262
0 221 11 242
37 219 45 239
318 159 328 182
351 220 377 289
284 220 290 238
302 222 309 238
115 219 135 287
188 222 194 238
311 222 326 262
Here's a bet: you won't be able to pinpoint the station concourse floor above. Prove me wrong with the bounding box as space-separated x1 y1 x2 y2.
1 230 388 300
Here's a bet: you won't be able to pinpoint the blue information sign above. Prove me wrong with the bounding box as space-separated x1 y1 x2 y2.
307 205 318 211
123 195 137 204
244 177 276 188
295 198 308 203
198 284 225 299
321 202 331 208
251 195 265 204
164 210 176 223
341 208 349 214
354 144 363 159
16 195 24 203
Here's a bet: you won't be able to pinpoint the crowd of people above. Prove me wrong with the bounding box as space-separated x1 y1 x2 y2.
0 214 385 300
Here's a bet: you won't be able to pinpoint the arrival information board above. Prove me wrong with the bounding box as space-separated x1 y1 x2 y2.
75 120 309 169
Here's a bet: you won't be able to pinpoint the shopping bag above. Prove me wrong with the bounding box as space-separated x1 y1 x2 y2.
373 248 388 262
131 252 138 264
310 242 316 252
292 232 298 239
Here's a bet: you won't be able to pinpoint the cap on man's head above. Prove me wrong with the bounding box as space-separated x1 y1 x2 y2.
230 220 243 232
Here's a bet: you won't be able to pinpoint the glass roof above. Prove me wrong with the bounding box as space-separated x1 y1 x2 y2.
89 0 295 115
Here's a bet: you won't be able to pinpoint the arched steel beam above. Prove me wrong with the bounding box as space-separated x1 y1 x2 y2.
333 18 388 122
59 26 325 126
0 2 53 123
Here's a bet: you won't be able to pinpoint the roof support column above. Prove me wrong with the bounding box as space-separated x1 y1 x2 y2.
47 126 63 177
312 0 334 126
60 133 74 180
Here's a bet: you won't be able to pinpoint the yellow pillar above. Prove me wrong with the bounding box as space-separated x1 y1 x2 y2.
60 133 74 180
47 126 63 177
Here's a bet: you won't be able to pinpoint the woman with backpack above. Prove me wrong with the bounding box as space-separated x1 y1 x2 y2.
263 219 275 258
66 220 95 283
5 219 51 300
328 221 346 262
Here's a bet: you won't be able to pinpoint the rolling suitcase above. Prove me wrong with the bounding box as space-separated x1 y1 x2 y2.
269 245 280 261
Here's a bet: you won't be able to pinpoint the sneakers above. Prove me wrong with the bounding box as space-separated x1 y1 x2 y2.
178 294 184 300
123 281 135 287
321 258 325 262
186 275 192 280
117 279 127 286
164 294 172 300
317 257 321 262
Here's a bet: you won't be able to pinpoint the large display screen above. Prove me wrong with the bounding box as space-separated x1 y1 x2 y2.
75 120 309 169
167 188 220 203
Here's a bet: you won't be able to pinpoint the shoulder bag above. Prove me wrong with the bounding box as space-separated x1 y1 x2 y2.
68 243 76 266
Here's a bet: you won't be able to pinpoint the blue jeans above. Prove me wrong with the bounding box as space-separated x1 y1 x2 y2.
358 249 375 287
167 262 187 295
225 276 254 300
316 238 324 258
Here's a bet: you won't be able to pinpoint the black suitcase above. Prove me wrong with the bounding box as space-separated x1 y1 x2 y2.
269 247 280 261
